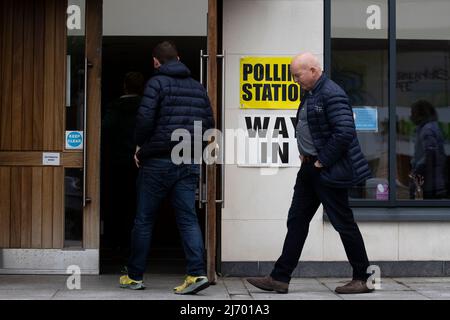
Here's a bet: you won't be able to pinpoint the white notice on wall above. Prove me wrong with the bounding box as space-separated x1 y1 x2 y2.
42 153 61 166
237 114 301 167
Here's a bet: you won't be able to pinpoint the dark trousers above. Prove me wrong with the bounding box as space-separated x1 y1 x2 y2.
127 158 206 281
105 162 138 250
271 160 370 283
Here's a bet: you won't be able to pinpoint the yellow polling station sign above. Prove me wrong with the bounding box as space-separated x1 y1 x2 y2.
240 57 301 110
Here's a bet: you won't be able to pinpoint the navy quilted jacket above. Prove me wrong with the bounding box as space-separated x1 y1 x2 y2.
296 74 372 188
135 61 215 160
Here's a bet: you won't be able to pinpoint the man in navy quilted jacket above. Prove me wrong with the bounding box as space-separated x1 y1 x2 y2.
247 52 374 295
120 41 214 294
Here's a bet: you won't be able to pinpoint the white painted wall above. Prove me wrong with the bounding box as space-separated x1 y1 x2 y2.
222 0 450 263
103 0 208 36
222 0 324 262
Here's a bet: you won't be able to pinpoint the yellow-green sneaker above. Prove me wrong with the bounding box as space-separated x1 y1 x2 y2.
173 275 210 295
119 275 145 290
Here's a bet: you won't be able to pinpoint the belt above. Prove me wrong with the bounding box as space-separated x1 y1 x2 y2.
302 155 318 163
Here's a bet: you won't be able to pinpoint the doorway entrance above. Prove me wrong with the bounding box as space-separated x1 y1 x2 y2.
0 0 220 278
98 0 217 276
100 36 208 273
0 0 102 274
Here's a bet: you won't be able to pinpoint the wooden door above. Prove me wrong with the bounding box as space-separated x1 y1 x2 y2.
0 0 102 252
206 0 219 282
0 0 68 249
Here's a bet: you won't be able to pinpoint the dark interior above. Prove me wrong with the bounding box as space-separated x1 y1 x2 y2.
100 36 207 273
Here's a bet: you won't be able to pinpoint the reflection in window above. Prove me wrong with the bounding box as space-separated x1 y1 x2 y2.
396 0 450 200
396 43 450 200
64 169 83 247
331 0 389 200
66 0 86 132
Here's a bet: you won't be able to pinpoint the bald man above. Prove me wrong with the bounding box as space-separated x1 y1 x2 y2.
247 53 373 295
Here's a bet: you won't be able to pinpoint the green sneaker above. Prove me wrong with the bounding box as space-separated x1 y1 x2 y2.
174 275 210 295
119 275 145 290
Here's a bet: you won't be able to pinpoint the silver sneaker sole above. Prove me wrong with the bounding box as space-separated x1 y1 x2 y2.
120 282 146 290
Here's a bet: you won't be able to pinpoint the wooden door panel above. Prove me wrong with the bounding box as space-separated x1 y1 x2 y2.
43 0 56 151
31 167 43 248
0 0 13 150
10 167 22 247
22 0 35 151
0 166 63 249
20 167 33 247
11 0 24 151
41 167 54 248
0 167 11 248
33 1 45 150
0 0 68 249
0 0 66 153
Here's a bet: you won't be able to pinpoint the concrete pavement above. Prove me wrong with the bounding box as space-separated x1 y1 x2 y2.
1 274 450 300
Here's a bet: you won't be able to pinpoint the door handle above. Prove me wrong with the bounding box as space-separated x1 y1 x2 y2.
199 50 209 209
83 58 93 207
199 50 226 209
216 51 225 208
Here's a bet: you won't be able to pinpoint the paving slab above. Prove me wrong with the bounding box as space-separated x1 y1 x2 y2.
0 289 58 300
249 291 342 300
417 290 450 300
0 275 67 290
393 277 450 284
230 294 253 300
223 278 251 296
339 291 430 300
0 275 450 300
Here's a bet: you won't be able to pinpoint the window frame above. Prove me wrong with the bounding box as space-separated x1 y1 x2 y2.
324 0 450 210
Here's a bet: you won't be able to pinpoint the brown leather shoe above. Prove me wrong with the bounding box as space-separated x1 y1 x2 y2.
335 280 375 294
246 276 289 294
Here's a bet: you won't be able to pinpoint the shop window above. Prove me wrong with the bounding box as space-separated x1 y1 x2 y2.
331 0 389 201
396 0 450 201
329 0 450 206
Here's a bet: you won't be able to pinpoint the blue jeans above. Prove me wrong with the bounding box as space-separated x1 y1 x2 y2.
127 158 206 281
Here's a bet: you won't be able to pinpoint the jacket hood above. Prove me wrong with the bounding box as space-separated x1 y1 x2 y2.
156 60 191 78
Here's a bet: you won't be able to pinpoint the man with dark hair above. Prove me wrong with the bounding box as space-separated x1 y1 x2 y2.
120 41 214 294
124 72 145 97
152 40 179 64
